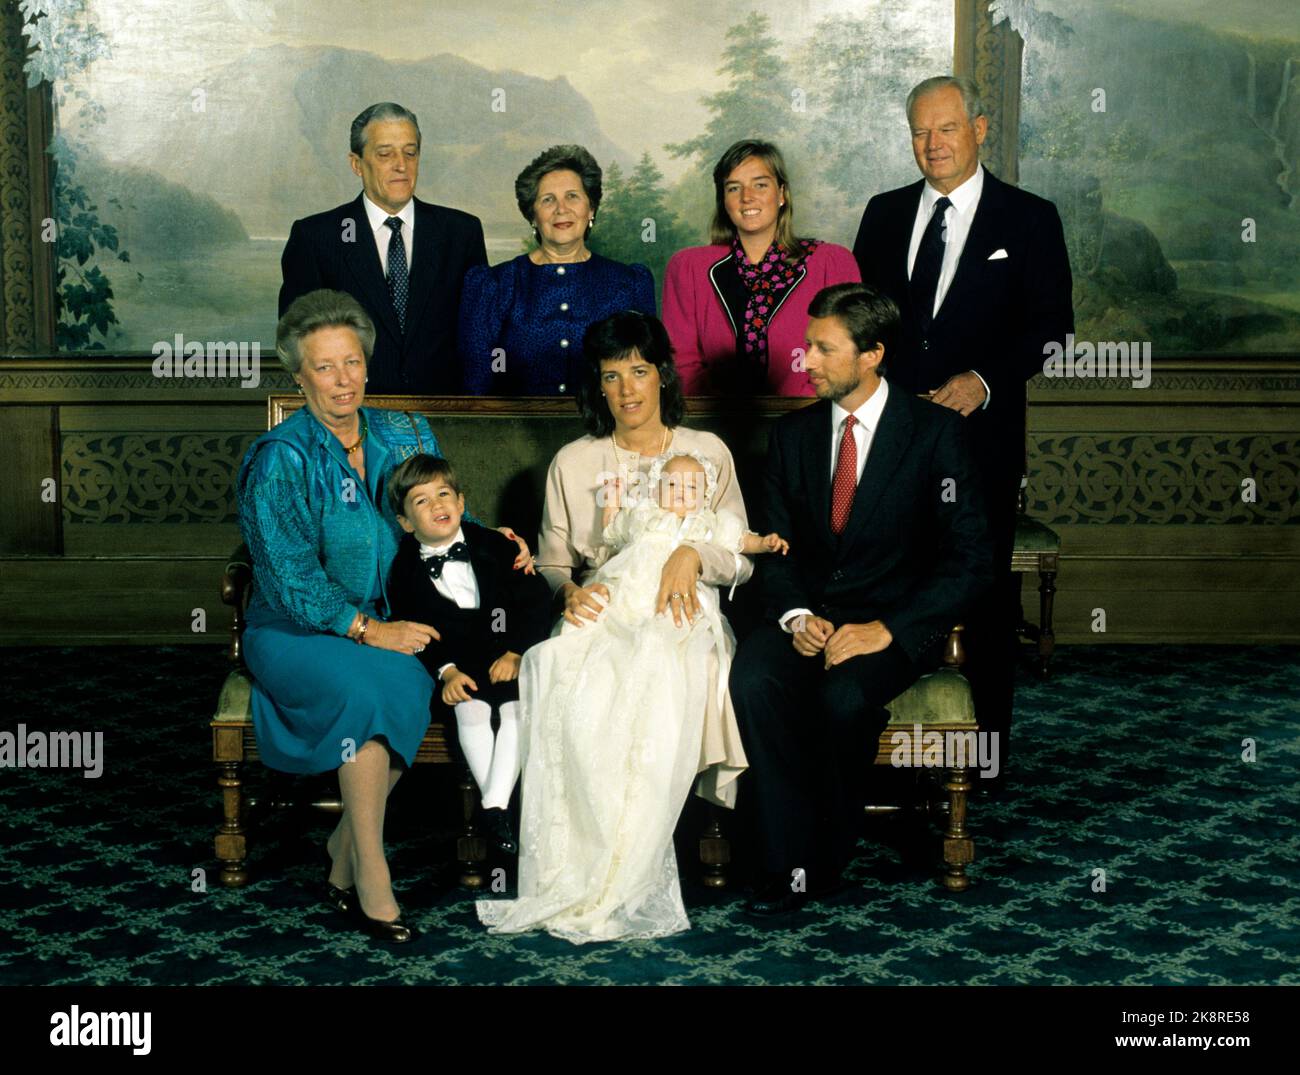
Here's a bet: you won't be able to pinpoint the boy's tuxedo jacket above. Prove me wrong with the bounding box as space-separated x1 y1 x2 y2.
387 521 552 688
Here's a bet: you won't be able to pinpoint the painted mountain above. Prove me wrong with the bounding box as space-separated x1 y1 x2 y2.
113 44 631 237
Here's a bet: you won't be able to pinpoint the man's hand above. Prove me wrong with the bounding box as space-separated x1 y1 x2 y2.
923 371 987 416
488 651 521 684
655 545 704 626
440 667 478 704
791 615 835 657
824 620 893 668
498 527 535 574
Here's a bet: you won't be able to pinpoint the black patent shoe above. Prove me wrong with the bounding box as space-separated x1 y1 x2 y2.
357 907 416 943
484 807 519 856
323 880 355 916
744 876 809 917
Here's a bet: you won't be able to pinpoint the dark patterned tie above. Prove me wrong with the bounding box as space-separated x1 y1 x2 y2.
830 414 858 535
421 541 470 580
910 195 951 329
384 216 408 332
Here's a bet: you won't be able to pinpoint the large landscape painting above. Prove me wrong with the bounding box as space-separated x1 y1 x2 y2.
35 0 1300 354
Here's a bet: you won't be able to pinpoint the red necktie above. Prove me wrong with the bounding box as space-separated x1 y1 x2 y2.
830 414 858 535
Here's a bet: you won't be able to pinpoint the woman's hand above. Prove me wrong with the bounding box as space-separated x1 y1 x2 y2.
363 619 439 655
562 580 610 627
488 651 522 684
440 667 478 704
497 527 535 574
655 546 703 627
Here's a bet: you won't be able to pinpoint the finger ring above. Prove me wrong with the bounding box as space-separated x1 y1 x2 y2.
414 645 424 653
671 592 683 600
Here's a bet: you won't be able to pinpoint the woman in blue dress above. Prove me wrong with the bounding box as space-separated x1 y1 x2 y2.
458 144 657 396
238 289 529 943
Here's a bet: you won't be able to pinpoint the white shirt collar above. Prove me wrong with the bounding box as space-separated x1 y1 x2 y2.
922 163 984 218
832 375 889 433
418 526 466 559
362 192 415 234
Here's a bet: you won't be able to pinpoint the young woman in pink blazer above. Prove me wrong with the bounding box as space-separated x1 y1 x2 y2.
663 139 861 397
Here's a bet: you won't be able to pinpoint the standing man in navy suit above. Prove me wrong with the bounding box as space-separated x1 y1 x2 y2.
852 75 1073 781
280 102 488 394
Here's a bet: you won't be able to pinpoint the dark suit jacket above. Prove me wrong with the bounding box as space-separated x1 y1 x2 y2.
758 387 995 665
387 522 552 687
852 168 1073 481
279 194 488 394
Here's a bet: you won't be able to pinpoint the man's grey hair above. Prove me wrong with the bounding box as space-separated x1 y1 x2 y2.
905 75 985 125
350 102 421 156
276 289 376 373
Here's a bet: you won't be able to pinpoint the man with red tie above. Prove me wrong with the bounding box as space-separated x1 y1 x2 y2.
730 283 994 916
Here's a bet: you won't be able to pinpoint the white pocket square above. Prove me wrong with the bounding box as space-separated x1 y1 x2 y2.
987 248 1009 260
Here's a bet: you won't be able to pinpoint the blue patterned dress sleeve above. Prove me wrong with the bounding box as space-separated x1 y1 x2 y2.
630 263 657 316
458 263 508 395
239 441 363 637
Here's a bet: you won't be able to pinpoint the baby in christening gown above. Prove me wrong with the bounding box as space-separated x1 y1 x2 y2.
476 450 787 944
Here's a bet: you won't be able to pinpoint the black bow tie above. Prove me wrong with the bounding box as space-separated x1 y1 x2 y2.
422 541 470 579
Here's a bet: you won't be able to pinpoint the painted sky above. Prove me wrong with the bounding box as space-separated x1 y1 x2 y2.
72 0 950 180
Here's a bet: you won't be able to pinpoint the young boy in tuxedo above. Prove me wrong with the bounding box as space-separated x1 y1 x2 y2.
386 453 551 854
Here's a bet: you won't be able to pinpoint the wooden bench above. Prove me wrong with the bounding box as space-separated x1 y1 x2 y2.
211 395 982 892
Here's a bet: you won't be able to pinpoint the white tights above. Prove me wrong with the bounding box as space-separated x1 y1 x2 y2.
453 699 520 810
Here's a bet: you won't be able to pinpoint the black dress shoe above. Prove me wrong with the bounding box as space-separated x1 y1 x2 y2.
357 909 416 943
744 877 809 917
484 807 519 856
322 880 355 915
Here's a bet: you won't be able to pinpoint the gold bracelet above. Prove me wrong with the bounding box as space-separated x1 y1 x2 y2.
355 613 369 645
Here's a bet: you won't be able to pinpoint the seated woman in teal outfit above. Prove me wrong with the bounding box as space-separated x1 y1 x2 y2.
238 289 529 945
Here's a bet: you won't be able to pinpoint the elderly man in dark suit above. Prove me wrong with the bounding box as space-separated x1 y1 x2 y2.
731 283 994 916
852 75 1074 784
280 102 487 394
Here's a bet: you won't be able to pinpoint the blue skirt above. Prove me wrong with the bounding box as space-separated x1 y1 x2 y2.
244 614 435 774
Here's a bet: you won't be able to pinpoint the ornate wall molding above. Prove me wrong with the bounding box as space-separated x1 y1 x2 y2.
954 0 1022 183
62 432 256 525
1 1 37 352
1027 434 1299 525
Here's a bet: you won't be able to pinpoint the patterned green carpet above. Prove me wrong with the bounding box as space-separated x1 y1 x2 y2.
0 644 1296 986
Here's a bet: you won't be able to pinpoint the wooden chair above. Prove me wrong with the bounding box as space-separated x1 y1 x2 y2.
1014 430 1061 677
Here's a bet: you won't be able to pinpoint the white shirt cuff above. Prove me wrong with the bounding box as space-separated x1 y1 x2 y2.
437 663 455 681
779 608 814 634
970 369 992 409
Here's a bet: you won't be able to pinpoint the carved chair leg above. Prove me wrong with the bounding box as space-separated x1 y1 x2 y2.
456 766 487 890
216 760 247 887
942 766 973 892
699 805 730 889
1037 567 1057 679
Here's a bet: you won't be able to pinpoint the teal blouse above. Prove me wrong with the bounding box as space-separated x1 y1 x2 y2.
237 406 448 637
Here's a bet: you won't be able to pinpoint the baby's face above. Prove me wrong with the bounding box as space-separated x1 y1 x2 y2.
658 457 707 518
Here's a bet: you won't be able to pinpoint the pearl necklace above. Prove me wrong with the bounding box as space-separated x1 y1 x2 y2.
611 426 669 478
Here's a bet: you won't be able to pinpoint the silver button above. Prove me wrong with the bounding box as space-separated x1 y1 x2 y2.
559 339 569 348
560 302 569 311
556 266 566 275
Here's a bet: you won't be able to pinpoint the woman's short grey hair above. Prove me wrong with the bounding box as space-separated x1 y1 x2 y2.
514 144 603 224
276 290 376 374
350 102 421 155
905 75 985 125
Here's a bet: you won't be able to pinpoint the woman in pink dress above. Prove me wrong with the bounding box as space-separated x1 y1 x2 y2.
663 139 860 396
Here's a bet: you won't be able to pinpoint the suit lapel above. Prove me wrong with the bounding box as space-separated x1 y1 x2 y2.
801 401 835 547
838 385 913 549
894 181 925 293
933 169 1006 324
401 199 442 343
342 195 403 343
